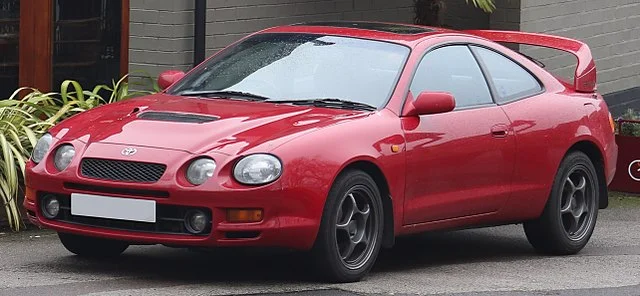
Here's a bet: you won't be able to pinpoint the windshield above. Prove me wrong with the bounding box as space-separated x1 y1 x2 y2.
168 33 410 108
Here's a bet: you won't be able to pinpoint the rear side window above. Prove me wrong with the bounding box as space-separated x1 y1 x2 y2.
410 45 493 109
472 46 542 103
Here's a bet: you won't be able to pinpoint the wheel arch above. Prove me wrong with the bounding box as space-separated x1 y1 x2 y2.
340 160 395 249
567 140 609 209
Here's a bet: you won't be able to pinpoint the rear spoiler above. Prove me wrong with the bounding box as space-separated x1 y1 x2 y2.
464 30 596 93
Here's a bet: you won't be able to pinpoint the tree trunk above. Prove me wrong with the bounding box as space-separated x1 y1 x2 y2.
413 0 446 26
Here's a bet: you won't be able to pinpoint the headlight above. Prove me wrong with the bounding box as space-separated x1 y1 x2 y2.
233 154 282 185
54 144 76 171
31 133 52 164
186 158 217 185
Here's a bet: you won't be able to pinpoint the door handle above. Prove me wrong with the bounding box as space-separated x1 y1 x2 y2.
491 124 509 138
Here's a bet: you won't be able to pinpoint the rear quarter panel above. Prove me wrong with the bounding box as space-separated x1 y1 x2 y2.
453 35 617 222
498 91 616 221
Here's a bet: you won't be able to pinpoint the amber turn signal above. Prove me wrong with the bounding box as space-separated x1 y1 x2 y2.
609 113 616 134
25 187 36 202
226 209 263 223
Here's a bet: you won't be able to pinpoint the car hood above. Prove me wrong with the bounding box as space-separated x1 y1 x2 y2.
53 94 369 155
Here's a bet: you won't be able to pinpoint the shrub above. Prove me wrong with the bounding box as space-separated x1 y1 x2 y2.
617 109 640 137
1 75 155 231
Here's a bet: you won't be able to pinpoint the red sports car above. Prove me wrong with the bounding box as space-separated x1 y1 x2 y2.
24 22 618 282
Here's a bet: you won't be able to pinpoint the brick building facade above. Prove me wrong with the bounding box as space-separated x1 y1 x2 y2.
127 0 639 114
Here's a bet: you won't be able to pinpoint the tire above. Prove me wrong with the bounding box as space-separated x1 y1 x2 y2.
58 232 129 258
312 169 384 283
524 151 600 255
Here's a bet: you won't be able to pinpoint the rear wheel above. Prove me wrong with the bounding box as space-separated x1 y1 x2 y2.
312 170 384 283
524 151 599 255
58 232 129 258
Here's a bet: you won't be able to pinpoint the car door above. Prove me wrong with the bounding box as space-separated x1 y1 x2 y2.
468 45 551 216
402 45 516 225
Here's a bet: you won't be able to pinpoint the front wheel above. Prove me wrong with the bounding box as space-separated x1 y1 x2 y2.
58 232 129 258
524 151 599 255
312 170 384 283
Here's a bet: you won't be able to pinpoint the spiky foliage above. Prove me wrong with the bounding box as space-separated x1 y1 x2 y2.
466 0 497 13
0 75 154 230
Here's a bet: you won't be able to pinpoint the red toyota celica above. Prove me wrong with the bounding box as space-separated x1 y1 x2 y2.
24 22 618 282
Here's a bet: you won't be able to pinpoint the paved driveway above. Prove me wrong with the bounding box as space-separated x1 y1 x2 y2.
1 196 639 296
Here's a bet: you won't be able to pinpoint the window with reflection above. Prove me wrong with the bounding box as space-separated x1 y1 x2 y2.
0 0 19 99
168 33 410 108
472 46 543 103
410 45 493 109
53 0 121 89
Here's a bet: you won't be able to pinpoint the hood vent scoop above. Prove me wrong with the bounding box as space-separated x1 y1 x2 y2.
138 111 219 123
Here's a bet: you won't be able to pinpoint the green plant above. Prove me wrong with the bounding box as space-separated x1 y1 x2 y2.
618 109 640 137
466 0 496 12
1 75 155 231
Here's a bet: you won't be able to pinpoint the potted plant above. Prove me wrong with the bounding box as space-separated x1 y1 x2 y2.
609 109 640 194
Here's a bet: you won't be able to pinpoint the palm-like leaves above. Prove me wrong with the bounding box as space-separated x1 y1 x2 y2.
1 76 154 231
466 0 496 12
0 90 61 230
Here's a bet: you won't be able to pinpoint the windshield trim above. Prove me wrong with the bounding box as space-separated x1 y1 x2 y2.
166 32 412 110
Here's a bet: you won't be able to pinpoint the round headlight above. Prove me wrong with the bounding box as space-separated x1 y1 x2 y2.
186 158 216 185
233 154 282 185
31 133 53 164
54 144 76 171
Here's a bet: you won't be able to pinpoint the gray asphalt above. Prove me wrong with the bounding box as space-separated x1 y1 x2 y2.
1 197 639 296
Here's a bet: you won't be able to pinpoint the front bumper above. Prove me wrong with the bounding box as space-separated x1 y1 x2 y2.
24 148 321 250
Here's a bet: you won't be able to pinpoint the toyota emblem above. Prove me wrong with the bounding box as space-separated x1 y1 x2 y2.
121 147 137 156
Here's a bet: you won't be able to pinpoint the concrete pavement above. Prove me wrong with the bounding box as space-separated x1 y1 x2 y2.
1 196 639 296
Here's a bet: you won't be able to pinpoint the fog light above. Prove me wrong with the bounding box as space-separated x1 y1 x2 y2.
185 210 209 234
226 209 263 223
41 195 60 219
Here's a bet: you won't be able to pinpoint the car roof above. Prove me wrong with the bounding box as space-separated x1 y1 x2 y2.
260 21 462 46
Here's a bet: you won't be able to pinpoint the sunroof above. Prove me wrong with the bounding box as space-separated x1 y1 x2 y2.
293 21 433 35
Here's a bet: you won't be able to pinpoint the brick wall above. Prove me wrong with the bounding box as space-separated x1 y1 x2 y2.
490 0 521 30
205 0 490 54
129 0 640 115
444 0 490 30
128 0 490 80
205 0 414 54
519 0 640 98
129 0 195 87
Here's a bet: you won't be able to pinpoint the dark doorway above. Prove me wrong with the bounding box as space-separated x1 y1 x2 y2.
0 0 19 99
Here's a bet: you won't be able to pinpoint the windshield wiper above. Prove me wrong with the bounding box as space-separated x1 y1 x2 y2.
266 98 377 111
177 90 271 101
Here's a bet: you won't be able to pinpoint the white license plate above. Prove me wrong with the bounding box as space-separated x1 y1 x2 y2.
71 193 156 223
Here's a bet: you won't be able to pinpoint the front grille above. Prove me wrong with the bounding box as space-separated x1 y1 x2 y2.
39 193 211 236
80 158 166 183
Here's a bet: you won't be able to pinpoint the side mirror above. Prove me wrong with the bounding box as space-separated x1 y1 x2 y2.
406 91 456 116
158 70 186 90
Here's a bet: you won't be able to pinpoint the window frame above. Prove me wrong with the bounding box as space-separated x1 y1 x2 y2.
405 42 498 112
469 44 546 105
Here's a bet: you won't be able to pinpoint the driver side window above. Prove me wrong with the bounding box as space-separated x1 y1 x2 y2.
410 45 493 109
